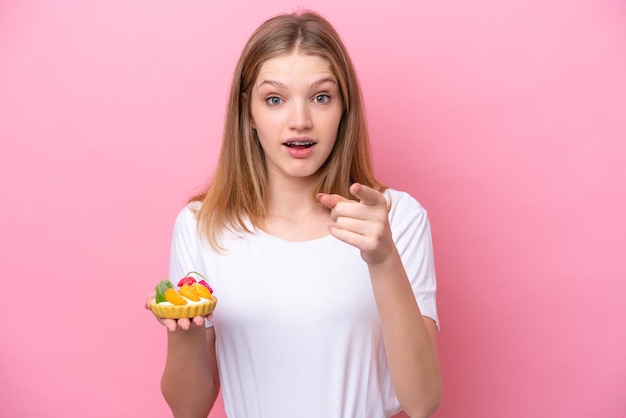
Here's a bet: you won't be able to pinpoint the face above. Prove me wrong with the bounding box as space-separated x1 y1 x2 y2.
250 52 343 185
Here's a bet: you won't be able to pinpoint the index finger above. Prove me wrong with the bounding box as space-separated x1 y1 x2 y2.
350 183 386 207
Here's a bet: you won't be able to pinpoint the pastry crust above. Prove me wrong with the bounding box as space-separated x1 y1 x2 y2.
150 297 218 319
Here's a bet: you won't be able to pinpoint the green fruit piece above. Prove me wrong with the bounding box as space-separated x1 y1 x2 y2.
155 279 174 303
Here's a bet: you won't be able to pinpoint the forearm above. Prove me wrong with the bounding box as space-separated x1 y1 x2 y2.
369 252 441 417
161 326 220 418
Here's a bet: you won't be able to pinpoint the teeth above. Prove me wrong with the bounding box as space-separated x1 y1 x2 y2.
286 141 314 146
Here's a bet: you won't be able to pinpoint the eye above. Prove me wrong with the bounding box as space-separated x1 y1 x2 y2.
314 94 331 104
265 96 283 106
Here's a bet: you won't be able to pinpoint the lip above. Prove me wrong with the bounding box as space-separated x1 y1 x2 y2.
283 136 317 158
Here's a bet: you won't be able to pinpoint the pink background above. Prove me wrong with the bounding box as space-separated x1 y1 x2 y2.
1 0 625 417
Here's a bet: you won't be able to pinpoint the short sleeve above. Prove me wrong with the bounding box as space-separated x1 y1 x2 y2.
168 204 215 327
168 205 200 280
386 190 439 330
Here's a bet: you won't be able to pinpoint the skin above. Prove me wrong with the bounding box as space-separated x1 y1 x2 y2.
147 51 441 418
251 52 343 185
250 52 344 241
317 184 441 417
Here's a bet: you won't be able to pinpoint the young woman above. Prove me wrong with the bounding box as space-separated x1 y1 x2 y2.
147 10 441 418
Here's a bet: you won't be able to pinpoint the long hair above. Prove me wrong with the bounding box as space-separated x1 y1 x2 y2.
191 10 385 250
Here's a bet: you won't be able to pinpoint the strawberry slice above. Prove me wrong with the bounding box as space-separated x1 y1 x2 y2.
177 276 196 287
198 279 214 294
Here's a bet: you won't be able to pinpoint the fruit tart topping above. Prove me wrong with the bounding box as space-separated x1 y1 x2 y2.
192 282 212 299
179 284 201 302
177 276 196 287
154 272 215 306
155 279 174 303
198 279 214 294
165 288 188 306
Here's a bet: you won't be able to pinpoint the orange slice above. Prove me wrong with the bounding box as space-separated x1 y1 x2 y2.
192 282 212 299
165 288 187 305
179 284 200 302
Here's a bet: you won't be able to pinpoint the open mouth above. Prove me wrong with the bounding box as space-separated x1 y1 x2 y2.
283 140 315 149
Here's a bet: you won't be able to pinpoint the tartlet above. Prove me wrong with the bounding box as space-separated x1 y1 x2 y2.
150 272 217 319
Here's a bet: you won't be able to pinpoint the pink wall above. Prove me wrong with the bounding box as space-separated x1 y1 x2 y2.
1 0 624 417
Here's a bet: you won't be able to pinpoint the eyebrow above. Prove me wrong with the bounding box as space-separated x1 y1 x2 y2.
257 77 338 89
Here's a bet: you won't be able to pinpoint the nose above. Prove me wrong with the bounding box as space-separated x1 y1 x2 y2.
288 100 312 131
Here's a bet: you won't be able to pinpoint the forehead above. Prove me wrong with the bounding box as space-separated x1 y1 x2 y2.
255 52 336 86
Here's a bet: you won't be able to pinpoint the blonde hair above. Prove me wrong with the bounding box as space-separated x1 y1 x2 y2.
191 10 385 249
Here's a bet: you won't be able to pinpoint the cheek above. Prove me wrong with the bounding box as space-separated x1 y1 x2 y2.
252 110 282 133
330 103 343 125
249 102 271 131
316 107 342 130
330 111 343 137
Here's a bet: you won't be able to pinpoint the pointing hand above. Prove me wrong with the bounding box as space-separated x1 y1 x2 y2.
317 183 394 265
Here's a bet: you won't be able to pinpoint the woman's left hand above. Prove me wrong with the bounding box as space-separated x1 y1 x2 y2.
317 183 394 265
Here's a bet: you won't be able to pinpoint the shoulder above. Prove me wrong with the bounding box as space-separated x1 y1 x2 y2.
172 201 201 233
177 201 200 221
173 201 248 247
382 188 431 239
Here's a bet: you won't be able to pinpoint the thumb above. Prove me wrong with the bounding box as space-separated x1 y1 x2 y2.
316 192 350 210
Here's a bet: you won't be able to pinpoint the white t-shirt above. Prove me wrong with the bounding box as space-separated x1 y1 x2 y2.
169 188 439 418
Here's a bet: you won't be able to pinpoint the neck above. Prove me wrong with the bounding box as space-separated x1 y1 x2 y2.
262 176 331 241
266 177 321 217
